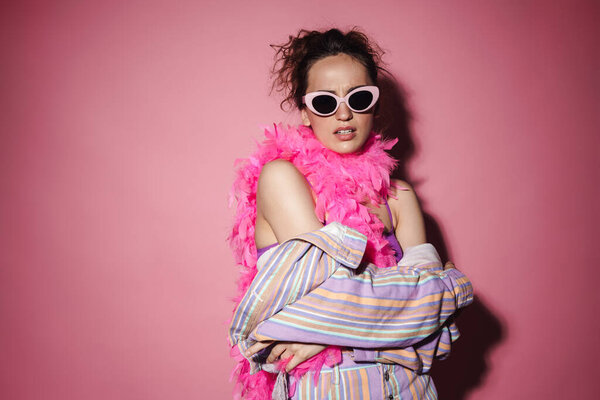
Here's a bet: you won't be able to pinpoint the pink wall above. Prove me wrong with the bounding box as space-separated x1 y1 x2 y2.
2 1 598 399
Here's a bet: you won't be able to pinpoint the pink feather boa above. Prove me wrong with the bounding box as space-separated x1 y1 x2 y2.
228 124 398 399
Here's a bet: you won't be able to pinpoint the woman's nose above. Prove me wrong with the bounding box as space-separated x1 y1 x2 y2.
335 102 353 121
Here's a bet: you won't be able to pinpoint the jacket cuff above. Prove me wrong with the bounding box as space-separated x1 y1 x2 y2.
445 268 474 309
352 349 378 362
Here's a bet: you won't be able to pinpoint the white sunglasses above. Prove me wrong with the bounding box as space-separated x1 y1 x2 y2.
302 86 380 117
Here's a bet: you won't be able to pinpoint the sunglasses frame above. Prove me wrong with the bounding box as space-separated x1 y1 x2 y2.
302 86 380 117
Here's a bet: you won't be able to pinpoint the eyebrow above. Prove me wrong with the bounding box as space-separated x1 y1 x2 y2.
318 85 368 95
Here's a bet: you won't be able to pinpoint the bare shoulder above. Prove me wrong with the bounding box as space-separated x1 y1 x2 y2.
257 159 322 243
257 160 310 201
390 179 415 195
388 179 419 208
259 159 305 184
387 179 419 222
387 179 426 247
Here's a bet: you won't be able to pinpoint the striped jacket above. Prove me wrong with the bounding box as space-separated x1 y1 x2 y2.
229 223 473 398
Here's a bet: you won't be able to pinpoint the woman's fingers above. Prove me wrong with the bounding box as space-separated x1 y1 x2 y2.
444 261 455 270
244 341 273 357
284 343 328 371
266 343 288 363
259 342 327 370
285 355 304 372
279 348 294 363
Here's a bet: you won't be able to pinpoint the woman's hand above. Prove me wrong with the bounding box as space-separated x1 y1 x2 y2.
267 342 327 372
245 341 327 372
444 261 455 270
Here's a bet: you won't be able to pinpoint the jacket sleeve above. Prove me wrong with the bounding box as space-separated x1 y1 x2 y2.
351 321 460 373
346 244 466 372
229 222 368 353
250 242 473 350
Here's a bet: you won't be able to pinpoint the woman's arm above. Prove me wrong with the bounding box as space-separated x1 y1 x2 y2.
236 225 471 370
252 173 458 371
387 179 426 249
250 246 471 349
254 160 327 370
256 159 323 244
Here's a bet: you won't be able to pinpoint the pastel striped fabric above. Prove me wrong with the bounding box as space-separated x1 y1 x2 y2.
252 259 471 350
351 320 460 373
228 222 473 398
229 222 368 352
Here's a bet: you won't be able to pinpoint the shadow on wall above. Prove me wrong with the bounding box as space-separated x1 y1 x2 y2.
375 74 415 180
426 214 505 399
378 74 506 399
429 295 504 399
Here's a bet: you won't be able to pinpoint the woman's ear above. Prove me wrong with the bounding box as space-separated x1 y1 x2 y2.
301 108 311 126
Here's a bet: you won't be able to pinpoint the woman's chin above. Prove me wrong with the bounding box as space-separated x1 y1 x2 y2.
325 136 367 154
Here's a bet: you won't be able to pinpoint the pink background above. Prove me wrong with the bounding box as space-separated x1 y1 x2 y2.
2 1 598 399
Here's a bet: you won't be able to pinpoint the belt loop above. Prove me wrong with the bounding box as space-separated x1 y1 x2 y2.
328 364 341 399
333 364 340 386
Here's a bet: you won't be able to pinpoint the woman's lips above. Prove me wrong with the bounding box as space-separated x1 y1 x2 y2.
334 127 356 141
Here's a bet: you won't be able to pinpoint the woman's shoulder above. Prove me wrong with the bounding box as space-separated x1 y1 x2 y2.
386 179 419 219
256 159 322 243
387 178 426 247
259 159 306 187
257 159 312 203
389 179 415 196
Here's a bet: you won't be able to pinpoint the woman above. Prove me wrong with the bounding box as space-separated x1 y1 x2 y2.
229 28 471 399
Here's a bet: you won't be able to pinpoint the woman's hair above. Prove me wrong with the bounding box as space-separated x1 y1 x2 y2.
271 28 387 111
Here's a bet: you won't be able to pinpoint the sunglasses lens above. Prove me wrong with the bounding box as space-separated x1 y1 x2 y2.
348 90 374 111
311 95 338 115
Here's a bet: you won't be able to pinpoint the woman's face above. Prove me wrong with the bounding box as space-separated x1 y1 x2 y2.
301 53 375 154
